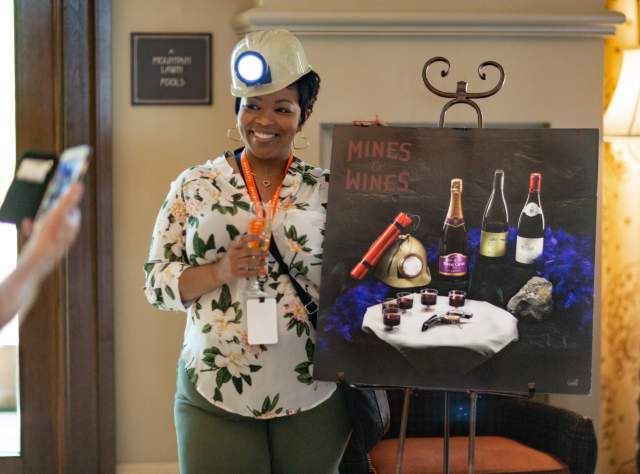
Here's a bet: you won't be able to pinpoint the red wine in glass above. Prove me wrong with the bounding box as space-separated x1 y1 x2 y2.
448 290 466 308
383 311 401 330
382 298 399 312
420 289 438 308
396 292 413 311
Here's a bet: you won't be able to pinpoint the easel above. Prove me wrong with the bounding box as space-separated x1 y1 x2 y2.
391 57 535 474
393 384 538 474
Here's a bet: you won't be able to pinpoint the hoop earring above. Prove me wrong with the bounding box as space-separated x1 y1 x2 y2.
226 127 243 143
293 134 310 150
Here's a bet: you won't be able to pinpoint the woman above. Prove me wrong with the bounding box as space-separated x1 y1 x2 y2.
144 30 351 473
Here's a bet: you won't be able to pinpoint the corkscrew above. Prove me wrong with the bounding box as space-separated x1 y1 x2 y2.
421 309 473 332
422 57 505 128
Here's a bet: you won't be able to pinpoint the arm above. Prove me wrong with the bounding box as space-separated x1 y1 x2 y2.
143 177 264 310
0 183 83 329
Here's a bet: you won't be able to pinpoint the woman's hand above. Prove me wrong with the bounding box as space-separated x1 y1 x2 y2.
215 234 266 285
178 234 268 303
20 182 84 279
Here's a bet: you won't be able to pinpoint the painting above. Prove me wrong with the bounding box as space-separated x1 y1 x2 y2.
314 125 598 394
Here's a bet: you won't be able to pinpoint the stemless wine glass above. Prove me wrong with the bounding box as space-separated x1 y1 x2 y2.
448 290 466 308
247 201 274 295
382 297 399 313
381 298 401 330
382 310 401 330
396 292 414 313
420 288 438 310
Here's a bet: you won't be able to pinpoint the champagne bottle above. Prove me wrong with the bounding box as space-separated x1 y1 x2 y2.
480 170 509 259
516 173 545 264
438 178 467 279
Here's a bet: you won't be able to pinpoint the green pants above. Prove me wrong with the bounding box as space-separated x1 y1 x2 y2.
174 359 352 474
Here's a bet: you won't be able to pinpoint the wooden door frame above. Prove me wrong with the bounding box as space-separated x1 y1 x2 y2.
2 0 113 473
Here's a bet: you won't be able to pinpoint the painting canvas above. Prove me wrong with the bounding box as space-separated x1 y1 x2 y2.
314 126 598 394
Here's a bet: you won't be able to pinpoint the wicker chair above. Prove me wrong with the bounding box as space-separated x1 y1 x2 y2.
367 389 597 474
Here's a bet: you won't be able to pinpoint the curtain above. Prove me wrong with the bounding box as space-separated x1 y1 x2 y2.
601 1 640 472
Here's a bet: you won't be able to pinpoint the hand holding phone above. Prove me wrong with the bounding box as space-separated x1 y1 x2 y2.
35 145 91 219
0 144 91 224
22 182 84 270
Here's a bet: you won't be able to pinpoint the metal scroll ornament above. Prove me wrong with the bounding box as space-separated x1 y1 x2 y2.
422 56 505 128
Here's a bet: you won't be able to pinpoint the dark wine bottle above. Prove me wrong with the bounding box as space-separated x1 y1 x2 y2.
516 173 545 264
438 178 468 280
480 169 509 259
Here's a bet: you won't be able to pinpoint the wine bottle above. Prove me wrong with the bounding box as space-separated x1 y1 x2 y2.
516 173 545 264
479 170 509 259
438 178 468 280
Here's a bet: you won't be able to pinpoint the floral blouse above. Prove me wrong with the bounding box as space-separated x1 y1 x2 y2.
143 152 336 419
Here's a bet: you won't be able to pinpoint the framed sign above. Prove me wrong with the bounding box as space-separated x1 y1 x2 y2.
131 33 212 105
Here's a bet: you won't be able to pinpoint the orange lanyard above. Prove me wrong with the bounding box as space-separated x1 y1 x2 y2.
240 149 295 219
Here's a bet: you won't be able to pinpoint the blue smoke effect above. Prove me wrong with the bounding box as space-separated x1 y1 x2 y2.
322 278 389 342
537 227 595 328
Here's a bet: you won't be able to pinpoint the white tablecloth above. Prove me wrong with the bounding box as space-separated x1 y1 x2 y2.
362 294 519 375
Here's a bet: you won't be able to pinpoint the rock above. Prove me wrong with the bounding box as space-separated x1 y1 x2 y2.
507 276 553 321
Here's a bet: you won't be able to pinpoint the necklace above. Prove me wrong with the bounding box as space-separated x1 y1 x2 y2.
245 155 286 189
251 173 272 188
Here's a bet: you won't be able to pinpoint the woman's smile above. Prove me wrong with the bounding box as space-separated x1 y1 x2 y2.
237 87 301 162
251 130 277 142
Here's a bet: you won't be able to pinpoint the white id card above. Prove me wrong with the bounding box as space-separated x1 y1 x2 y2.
247 297 278 345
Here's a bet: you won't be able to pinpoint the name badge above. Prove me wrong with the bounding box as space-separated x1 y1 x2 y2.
246 297 278 345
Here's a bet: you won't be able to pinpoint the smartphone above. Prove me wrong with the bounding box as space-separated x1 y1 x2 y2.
0 144 91 225
35 145 91 219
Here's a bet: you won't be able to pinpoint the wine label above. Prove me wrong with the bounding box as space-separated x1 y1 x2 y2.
515 236 544 264
439 253 468 276
480 231 507 257
523 203 542 217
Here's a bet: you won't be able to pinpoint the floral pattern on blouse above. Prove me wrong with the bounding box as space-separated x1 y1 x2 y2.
144 152 335 419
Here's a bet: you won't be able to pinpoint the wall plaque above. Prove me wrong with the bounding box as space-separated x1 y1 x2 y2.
131 33 212 105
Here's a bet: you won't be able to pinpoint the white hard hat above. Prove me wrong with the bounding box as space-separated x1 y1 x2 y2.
230 29 312 98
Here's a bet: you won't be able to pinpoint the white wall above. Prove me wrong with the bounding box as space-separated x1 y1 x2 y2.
114 0 613 466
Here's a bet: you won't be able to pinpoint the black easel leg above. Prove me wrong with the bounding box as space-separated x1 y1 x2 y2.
394 388 412 474
443 391 450 474
468 391 478 474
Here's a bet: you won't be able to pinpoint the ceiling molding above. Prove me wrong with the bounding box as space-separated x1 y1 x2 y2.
231 9 625 37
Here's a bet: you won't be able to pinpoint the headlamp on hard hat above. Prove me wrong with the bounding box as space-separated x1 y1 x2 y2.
234 51 272 86
374 234 431 289
230 29 312 98
398 253 424 279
